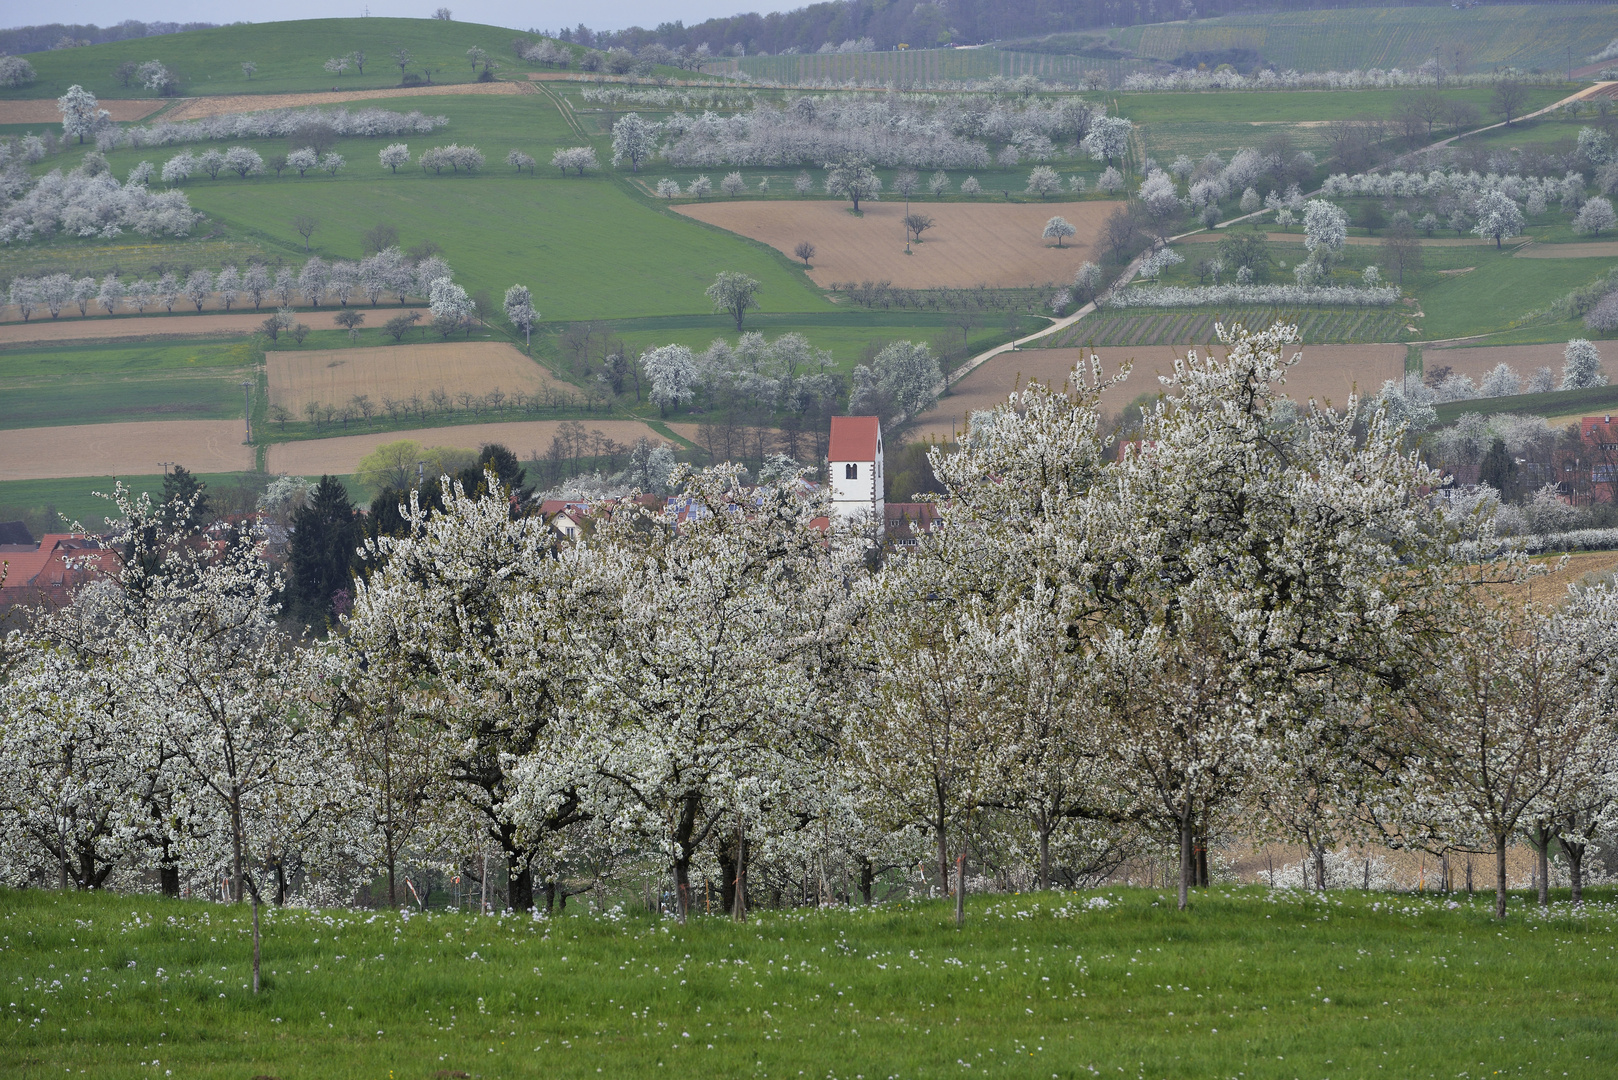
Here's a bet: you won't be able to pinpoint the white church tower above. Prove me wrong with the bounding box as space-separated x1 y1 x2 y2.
828 415 884 522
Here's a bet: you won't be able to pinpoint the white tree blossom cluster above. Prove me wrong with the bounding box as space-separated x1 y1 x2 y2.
5 250 453 320
657 92 1104 170
578 85 756 109
1103 282 1400 308
5 324 1617 925
1322 166 1572 205
98 106 449 152
155 146 265 183
1121 65 1559 92
0 55 37 88
416 144 485 173
1377 340 1605 429
0 161 199 244
641 331 840 417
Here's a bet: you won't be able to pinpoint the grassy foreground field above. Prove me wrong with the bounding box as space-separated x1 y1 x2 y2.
2 887 1614 1078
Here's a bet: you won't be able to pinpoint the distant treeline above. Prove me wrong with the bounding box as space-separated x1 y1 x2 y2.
559 0 1535 60
0 20 221 56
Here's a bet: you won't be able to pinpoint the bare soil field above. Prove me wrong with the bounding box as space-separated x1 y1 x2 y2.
0 309 428 346
1493 550 1618 607
267 341 563 413
674 200 1125 289
910 341 1403 441
161 81 527 121
266 419 666 476
0 421 250 481
0 99 164 124
1422 340 1618 382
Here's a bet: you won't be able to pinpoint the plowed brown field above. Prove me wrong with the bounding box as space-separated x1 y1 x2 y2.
673 200 1125 289
910 341 1404 441
1423 340 1618 383
0 99 164 123
266 420 667 476
161 81 526 121
0 309 429 345
0 421 251 481
267 342 564 413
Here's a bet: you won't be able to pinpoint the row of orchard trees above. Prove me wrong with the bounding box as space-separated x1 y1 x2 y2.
4 324 1618 948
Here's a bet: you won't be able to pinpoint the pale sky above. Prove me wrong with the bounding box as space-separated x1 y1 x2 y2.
16 1 784 33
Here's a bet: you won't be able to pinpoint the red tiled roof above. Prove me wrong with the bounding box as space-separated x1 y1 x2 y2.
0 534 111 605
829 416 880 461
1582 416 1618 442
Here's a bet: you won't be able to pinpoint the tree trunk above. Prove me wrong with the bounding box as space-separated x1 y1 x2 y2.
673 857 692 923
251 895 261 994
159 864 180 898
1494 834 1509 919
1466 855 1473 895
386 843 397 908
507 857 534 913
230 790 245 903
1562 838 1586 905
936 823 950 899
859 857 874 906
1534 821 1551 908
1178 815 1193 911
732 833 748 923
954 852 966 928
719 843 738 916
1313 844 1326 891
1037 813 1051 892
543 879 556 913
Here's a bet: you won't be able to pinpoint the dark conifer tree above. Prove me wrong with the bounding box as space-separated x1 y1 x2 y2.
287 475 363 627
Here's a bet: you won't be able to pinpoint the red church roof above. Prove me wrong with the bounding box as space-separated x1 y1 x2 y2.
829 416 880 461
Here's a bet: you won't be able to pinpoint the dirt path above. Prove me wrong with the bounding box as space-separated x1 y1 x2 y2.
1513 240 1618 258
0 309 428 347
1182 232 1526 248
0 421 251 481
160 81 527 121
0 99 165 124
265 419 667 476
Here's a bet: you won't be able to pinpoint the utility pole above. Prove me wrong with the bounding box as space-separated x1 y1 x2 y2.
159 461 175 477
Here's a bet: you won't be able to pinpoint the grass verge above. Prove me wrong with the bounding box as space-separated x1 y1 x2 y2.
1 886 1614 1078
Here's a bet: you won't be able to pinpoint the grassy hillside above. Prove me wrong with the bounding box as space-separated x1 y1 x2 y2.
17 92 833 323
1117 5 1618 76
0 18 564 100
2 886 1614 1078
722 6 1618 86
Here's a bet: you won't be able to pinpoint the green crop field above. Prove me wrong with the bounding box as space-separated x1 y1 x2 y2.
0 18 598 101
716 46 1157 87
2 887 1614 1079
1047 306 1403 348
0 473 270 534
1117 5 1618 76
0 339 259 431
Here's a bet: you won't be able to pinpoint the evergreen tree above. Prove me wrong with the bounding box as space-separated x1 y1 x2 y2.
161 466 211 531
1479 437 1518 500
287 475 362 627
453 443 532 508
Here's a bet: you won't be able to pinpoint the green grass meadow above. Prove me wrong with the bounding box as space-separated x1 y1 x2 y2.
1 886 1614 1079
0 474 265 535
0 19 594 101
1117 5 1618 75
